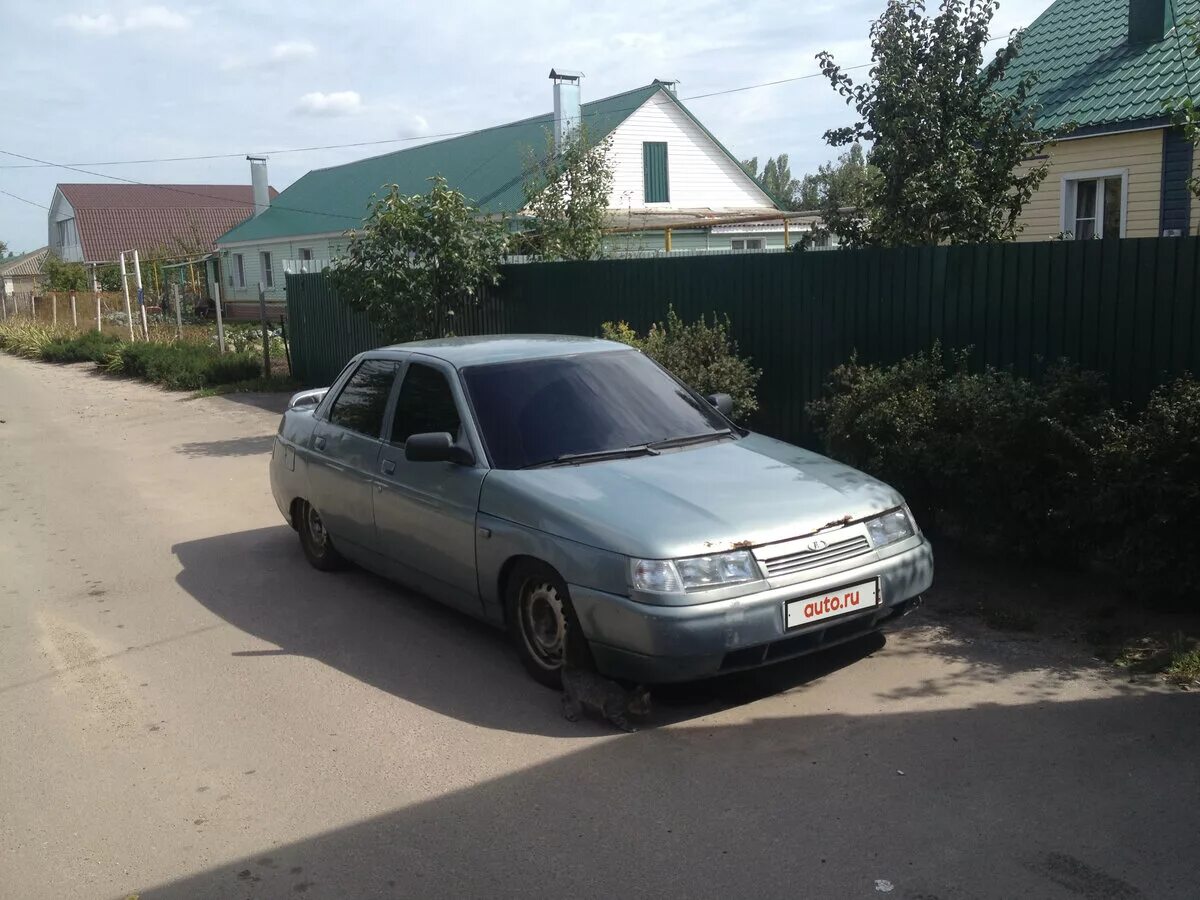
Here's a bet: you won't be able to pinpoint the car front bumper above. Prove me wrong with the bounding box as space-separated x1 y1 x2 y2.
569 537 934 683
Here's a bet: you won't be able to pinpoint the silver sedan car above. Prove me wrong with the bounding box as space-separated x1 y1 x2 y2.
270 336 933 686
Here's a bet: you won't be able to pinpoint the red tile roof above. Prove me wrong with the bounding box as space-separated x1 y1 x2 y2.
56 183 279 263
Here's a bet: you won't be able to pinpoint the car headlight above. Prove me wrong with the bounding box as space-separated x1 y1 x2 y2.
631 550 761 593
866 507 916 548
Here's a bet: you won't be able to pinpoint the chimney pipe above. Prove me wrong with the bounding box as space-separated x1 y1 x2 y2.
247 155 269 217
1128 0 1170 44
549 68 583 152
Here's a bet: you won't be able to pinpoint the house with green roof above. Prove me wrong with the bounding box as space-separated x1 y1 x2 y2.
1002 0 1199 241
214 74 784 313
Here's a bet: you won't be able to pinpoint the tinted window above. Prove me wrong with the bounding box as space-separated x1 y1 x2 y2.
391 362 462 444
327 359 398 437
462 350 729 469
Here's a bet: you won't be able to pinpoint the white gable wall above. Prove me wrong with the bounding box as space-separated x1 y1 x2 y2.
606 91 775 211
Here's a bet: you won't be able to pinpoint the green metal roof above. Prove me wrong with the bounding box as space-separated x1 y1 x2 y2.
1000 0 1200 132
217 83 666 245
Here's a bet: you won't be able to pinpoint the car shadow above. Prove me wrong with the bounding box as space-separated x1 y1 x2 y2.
171 526 886 736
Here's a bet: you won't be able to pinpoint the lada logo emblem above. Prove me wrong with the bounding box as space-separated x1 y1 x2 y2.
807 539 828 552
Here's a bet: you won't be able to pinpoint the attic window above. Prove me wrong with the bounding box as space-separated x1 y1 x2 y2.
643 142 670 203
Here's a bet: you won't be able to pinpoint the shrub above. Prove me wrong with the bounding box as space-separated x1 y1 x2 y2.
102 341 260 390
808 345 1112 558
0 322 64 359
40 330 123 363
1094 376 1200 606
601 307 761 421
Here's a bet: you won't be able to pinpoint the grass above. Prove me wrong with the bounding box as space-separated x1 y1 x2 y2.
1112 632 1200 686
192 374 300 397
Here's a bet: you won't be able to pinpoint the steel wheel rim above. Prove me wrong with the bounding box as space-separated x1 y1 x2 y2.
306 504 328 552
519 579 564 670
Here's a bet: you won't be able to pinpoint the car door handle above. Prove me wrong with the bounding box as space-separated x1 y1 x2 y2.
314 436 326 450
381 459 395 475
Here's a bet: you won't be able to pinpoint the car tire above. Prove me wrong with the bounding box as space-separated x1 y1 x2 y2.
505 560 591 689
298 499 346 572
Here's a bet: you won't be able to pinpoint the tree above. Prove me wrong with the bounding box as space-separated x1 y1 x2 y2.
818 0 1058 246
329 176 509 342
741 154 800 208
42 254 89 291
0 239 8 257
1165 22 1200 198
97 264 122 292
521 128 614 261
796 144 875 212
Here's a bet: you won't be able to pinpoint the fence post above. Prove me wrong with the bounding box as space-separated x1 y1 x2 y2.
172 283 183 340
258 282 271 376
95 292 102 333
31 295 37 319
71 293 77 327
119 253 135 341
52 293 58 326
213 281 226 353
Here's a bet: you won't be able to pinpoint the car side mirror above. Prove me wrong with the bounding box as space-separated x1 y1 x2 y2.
404 432 474 465
706 393 734 416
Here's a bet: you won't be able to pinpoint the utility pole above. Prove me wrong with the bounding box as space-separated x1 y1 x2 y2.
133 249 149 340
119 252 135 340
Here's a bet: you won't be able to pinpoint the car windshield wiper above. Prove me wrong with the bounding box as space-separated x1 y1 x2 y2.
521 445 659 469
648 429 734 451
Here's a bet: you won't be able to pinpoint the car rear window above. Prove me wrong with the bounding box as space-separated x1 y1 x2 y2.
327 359 399 438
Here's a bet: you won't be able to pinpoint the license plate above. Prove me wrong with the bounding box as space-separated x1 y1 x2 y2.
786 579 880 630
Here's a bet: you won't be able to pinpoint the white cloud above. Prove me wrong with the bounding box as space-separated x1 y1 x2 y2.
271 40 317 62
56 5 191 35
295 91 364 117
55 12 119 35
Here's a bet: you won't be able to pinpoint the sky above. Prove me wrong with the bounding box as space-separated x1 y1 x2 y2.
0 0 1056 254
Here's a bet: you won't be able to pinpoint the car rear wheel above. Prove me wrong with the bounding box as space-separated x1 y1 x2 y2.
505 560 589 689
298 500 346 571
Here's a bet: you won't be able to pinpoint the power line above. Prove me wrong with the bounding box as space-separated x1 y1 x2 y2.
0 188 49 210
0 63 881 172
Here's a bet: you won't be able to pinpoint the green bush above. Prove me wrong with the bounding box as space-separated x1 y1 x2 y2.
809 347 1199 608
1094 376 1200 605
40 331 122 363
102 342 260 390
601 307 761 421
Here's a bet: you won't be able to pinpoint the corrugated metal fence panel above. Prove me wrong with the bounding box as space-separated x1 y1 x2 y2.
284 272 388 386
285 237 1200 446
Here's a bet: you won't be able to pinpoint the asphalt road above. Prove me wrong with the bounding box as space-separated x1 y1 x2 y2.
1 353 1198 900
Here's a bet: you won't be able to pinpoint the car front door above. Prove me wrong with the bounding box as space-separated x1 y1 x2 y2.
373 359 487 616
307 357 400 558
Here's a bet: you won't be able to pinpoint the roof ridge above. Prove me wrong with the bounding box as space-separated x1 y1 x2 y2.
306 82 664 175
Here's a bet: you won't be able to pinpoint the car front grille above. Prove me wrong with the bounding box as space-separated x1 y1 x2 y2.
761 534 872 578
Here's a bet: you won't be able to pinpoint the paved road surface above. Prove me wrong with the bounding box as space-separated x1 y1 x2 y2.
1 354 1197 900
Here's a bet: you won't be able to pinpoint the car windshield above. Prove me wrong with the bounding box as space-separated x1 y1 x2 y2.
462 350 732 470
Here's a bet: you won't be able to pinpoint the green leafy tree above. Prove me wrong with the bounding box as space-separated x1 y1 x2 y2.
0 239 8 257
521 128 614 261
329 177 509 342
818 0 1058 246
796 144 875 213
601 308 761 421
97 263 123 292
741 154 800 208
1165 22 1200 197
42 254 89 291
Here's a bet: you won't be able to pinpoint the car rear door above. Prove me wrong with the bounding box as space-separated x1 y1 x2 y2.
307 357 400 558
372 358 487 616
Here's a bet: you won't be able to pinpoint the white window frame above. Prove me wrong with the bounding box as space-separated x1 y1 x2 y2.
731 238 765 251
234 253 246 288
1060 168 1128 239
260 251 274 289
299 247 313 261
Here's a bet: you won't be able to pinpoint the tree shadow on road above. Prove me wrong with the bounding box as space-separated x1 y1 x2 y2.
134 690 1200 899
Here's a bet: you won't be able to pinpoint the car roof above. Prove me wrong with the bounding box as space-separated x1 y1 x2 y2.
370 335 632 368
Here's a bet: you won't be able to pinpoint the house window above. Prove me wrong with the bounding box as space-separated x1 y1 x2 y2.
299 248 313 261
234 253 246 288
643 142 670 203
1062 170 1126 239
260 251 274 288
731 238 765 251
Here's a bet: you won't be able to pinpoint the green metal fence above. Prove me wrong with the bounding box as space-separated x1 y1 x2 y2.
286 236 1200 445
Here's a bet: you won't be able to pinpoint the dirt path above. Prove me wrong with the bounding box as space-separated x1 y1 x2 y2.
1 354 1197 900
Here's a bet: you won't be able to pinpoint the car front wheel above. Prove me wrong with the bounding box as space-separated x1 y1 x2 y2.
505 560 589 689
298 499 346 571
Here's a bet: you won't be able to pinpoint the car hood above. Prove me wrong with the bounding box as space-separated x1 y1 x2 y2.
478 433 905 559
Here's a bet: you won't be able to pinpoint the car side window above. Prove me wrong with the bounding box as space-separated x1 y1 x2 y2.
327 359 399 438
390 362 462 445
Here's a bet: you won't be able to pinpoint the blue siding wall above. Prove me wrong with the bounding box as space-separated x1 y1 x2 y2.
1160 127 1194 236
